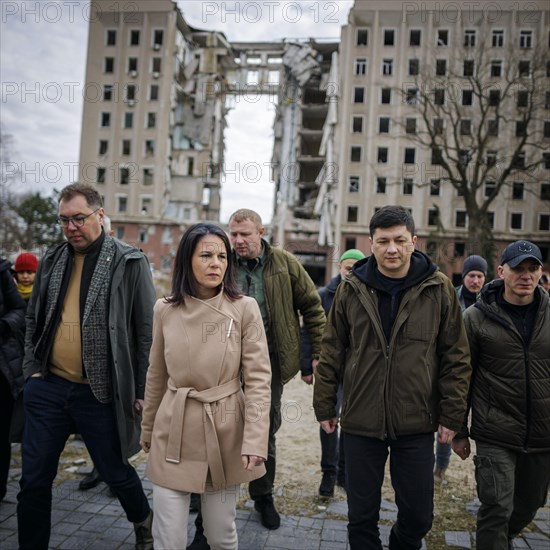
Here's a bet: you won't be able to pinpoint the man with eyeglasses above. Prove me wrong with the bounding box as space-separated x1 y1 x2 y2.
452 240 550 549
17 183 156 550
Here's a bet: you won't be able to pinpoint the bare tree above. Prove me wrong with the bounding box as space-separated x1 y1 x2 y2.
396 37 549 263
1 127 64 253
0 126 25 251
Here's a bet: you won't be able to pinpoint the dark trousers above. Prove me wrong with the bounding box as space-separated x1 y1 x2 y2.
249 365 283 500
344 432 434 550
0 372 15 500
17 374 150 550
320 384 345 478
475 441 550 549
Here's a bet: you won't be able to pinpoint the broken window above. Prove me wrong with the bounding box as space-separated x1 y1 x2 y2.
437 30 449 47
353 87 365 103
379 117 390 134
130 30 140 46
464 60 475 77
356 29 368 46
384 30 395 46
347 206 358 223
410 30 421 46
436 59 447 76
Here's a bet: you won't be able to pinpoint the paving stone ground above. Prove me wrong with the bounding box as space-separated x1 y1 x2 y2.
2 449 548 549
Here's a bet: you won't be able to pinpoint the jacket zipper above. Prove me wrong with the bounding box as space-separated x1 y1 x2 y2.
523 344 531 451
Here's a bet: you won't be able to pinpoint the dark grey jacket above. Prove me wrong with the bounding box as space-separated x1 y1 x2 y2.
463 280 550 452
24 236 156 460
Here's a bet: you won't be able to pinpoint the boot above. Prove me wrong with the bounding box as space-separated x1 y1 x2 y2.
134 510 154 550
253 495 281 530
319 472 336 497
79 467 102 490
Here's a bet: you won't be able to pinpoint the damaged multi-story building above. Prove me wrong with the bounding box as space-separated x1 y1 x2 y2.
79 0 234 271
79 0 549 282
78 0 340 281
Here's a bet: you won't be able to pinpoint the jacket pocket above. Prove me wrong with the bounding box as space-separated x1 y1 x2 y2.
474 455 498 505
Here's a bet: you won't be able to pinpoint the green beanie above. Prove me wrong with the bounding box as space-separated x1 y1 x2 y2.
339 249 366 263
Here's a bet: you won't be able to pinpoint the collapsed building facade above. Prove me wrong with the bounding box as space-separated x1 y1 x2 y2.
79 0 234 271
270 42 339 285
79 0 337 280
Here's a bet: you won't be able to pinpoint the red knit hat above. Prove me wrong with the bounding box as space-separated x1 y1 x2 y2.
14 252 38 273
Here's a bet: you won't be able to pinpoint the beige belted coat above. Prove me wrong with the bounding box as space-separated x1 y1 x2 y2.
141 292 272 493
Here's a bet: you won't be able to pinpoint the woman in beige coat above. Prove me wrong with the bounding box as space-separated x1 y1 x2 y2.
140 223 271 550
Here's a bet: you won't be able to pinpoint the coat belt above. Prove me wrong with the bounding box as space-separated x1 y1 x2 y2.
165 377 241 488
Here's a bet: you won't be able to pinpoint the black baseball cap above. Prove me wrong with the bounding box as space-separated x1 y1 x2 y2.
500 240 543 268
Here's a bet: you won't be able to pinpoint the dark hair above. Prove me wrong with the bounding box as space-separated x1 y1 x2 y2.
58 183 103 208
369 205 415 237
167 223 242 305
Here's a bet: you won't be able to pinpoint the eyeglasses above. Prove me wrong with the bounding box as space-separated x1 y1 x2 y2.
57 208 100 228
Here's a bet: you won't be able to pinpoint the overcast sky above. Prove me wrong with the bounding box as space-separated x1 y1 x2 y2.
1 0 353 223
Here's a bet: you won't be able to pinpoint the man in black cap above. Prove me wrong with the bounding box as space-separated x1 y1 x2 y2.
434 254 488 483
452 240 550 549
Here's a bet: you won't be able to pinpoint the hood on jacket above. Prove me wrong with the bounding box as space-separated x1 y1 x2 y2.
0 258 13 273
352 250 437 292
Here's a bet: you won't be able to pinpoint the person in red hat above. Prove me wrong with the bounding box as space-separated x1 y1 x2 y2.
13 252 39 303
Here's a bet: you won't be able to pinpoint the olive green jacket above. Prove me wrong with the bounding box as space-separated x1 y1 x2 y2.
233 240 325 384
314 254 471 439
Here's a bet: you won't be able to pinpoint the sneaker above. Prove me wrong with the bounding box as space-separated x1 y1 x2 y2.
254 495 281 530
134 510 154 550
319 472 336 497
78 467 102 491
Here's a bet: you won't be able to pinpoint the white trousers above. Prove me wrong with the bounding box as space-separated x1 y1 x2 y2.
152 483 239 550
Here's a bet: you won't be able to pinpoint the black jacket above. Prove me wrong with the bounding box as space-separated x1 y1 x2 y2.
0 257 26 400
463 280 550 452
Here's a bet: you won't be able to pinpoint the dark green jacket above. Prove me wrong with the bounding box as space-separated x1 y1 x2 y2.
314 252 471 439
233 240 325 384
463 280 550 452
24 235 156 461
